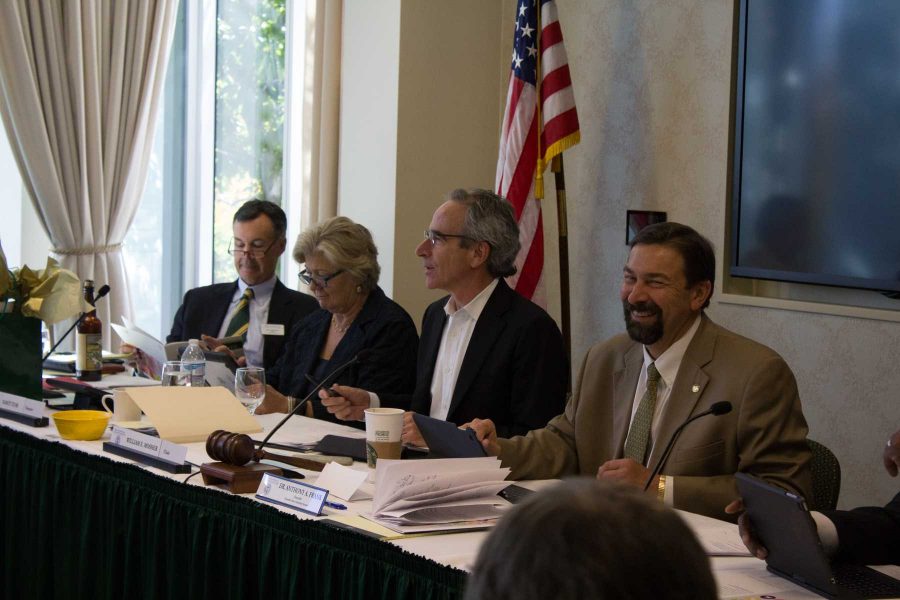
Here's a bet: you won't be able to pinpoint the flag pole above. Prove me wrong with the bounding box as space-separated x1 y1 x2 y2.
551 154 571 373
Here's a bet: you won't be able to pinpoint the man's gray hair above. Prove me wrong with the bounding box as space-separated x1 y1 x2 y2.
448 188 520 278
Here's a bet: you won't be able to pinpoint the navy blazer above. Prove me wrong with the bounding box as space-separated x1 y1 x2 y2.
167 279 318 370
826 491 900 565
395 279 568 438
268 286 418 425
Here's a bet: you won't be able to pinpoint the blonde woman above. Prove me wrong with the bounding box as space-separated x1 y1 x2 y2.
255 217 417 425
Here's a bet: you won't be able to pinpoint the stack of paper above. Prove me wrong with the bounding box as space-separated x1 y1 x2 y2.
367 457 511 534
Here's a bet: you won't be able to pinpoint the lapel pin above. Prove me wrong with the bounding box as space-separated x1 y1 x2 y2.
691 384 700 393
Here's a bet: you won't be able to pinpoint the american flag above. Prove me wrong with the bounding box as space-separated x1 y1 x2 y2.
496 0 580 305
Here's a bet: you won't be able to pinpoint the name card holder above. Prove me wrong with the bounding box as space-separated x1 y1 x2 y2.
0 392 49 427
103 426 192 474
255 473 329 516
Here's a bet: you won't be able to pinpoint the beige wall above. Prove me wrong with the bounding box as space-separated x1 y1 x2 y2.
554 0 899 509
339 0 509 322
391 1 510 321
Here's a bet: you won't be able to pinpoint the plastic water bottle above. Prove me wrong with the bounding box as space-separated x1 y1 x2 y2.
181 339 206 387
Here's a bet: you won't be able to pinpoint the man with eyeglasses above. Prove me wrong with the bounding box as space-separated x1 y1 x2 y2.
321 188 568 441
167 199 317 370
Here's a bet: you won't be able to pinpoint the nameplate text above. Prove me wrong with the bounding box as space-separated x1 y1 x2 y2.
0 392 45 418
256 473 329 516
109 426 188 465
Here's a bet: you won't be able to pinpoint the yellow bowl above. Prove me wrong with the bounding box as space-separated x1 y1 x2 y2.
51 410 110 441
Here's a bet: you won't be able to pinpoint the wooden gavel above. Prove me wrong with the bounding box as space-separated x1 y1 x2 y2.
206 430 326 472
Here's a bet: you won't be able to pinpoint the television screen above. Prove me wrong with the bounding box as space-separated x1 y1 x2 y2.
731 0 900 293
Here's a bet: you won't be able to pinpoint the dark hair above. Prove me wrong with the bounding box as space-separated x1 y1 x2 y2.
233 199 287 239
465 479 717 600
629 221 715 308
448 188 520 278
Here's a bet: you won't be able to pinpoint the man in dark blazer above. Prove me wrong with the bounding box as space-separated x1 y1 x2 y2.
167 200 317 370
322 188 568 439
470 222 813 521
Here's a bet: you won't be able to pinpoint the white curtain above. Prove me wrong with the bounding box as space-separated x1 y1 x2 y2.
299 0 342 228
0 0 178 348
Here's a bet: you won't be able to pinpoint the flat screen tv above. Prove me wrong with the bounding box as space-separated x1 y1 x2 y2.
730 0 900 294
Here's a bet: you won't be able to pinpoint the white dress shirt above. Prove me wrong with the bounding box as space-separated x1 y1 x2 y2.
428 279 499 420
625 314 702 504
217 276 276 368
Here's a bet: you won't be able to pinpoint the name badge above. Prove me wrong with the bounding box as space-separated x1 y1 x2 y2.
0 392 44 418
261 323 284 336
108 426 188 465
256 473 329 516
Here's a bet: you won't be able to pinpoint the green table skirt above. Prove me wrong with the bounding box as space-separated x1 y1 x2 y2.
0 426 467 599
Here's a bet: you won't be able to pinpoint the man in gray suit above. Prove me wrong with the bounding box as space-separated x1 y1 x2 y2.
470 222 813 521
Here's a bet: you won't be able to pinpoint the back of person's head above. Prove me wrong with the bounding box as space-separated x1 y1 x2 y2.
465 479 717 600
447 188 520 278
629 221 716 308
293 216 381 293
233 198 288 239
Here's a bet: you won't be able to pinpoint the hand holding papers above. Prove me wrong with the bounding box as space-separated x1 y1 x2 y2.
366 457 510 534
112 317 189 379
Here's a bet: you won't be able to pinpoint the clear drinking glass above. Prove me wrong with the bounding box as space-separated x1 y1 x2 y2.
235 367 266 414
161 361 191 387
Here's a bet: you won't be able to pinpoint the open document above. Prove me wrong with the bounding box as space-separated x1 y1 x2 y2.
111 317 187 379
363 457 511 534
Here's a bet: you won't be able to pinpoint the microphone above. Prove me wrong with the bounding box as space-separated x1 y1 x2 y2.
203 351 371 474
642 401 733 492
257 349 371 449
42 284 111 361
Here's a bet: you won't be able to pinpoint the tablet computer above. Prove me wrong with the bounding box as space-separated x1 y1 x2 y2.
411 413 487 459
736 472 900 599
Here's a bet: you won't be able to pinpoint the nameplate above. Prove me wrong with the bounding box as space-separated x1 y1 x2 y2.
261 323 284 336
0 392 45 418
256 473 329 516
108 426 188 465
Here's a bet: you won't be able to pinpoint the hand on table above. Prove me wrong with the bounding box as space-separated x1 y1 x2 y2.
254 385 288 415
596 458 657 494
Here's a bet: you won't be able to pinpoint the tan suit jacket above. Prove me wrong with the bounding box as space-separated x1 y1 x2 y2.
498 314 813 521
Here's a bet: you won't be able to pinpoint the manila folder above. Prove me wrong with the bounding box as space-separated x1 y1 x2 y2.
120 386 262 443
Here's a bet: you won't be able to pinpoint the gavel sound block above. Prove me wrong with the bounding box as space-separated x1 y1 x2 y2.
200 430 328 494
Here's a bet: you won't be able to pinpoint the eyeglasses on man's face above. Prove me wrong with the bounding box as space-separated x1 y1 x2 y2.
298 269 345 288
228 238 278 259
422 229 476 247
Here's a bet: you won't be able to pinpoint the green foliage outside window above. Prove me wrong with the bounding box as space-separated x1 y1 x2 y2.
213 0 286 283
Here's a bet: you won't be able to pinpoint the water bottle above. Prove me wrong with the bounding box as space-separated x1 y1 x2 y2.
181 339 206 387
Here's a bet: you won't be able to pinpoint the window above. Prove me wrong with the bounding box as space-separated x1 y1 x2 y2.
212 0 287 283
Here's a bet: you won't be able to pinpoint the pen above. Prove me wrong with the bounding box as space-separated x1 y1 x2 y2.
324 500 347 511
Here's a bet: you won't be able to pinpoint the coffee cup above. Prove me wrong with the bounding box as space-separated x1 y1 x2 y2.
364 407 404 469
100 390 142 423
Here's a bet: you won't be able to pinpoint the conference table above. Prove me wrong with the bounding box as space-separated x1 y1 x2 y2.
1 390 897 599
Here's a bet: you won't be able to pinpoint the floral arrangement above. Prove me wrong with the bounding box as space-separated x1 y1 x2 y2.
0 243 87 324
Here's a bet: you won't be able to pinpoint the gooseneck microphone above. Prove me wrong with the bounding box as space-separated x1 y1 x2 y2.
642 400 733 492
42 284 111 362
205 350 371 471
258 349 371 449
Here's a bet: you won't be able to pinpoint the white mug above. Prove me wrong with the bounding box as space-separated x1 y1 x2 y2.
100 390 142 423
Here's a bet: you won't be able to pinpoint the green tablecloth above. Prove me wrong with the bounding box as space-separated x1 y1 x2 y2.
0 425 467 599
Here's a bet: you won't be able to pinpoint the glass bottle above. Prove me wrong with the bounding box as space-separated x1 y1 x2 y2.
76 279 102 381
